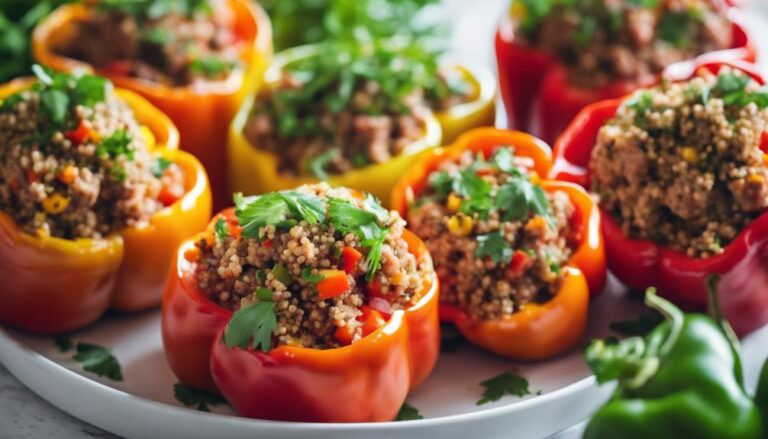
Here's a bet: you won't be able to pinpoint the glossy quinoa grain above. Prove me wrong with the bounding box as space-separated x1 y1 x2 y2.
590 68 768 257
407 147 576 320
195 183 433 349
512 0 732 88
0 69 185 239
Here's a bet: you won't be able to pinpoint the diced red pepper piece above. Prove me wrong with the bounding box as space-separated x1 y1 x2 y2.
102 60 132 76
334 325 355 345
341 246 363 274
65 120 92 146
262 239 273 248
361 309 387 336
508 250 533 277
760 130 768 153
317 270 350 299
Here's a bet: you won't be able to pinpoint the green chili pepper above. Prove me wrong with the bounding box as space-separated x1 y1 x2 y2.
584 280 764 439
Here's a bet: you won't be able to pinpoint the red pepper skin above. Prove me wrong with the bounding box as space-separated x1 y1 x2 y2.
495 8 755 145
162 211 440 420
551 61 768 336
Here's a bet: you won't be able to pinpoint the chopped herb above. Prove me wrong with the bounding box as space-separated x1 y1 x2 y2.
658 12 693 49
189 57 236 78
173 383 226 412
395 402 424 421
477 372 534 405
427 171 454 199
255 287 273 301
54 335 73 352
271 263 294 286
327 198 388 280
97 129 134 160
151 157 173 177
308 148 338 180
300 267 325 284
235 191 326 237
143 27 174 45
573 15 597 46
214 217 229 242
39 88 69 126
475 231 513 264
73 343 123 381
488 147 519 175
222 301 277 352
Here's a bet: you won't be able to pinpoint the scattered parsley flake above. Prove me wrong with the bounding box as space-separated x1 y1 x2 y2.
475 231 513 264
214 217 228 242
477 372 534 405
73 343 123 381
173 383 226 412
395 402 424 421
300 267 325 284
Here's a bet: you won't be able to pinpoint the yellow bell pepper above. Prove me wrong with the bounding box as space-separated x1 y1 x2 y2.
227 45 443 204
437 61 497 144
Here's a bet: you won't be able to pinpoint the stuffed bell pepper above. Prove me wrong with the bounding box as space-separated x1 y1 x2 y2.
228 39 495 203
162 183 439 422
552 61 768 336
0 68 211 334
496 0 755 144
33 0 272 208
392 128 605 359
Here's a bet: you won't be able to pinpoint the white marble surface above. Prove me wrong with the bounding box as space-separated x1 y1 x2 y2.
2 1 768 438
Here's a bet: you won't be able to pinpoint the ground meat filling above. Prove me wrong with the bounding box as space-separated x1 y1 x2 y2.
60 0 239 86
407 147 576 320
195 183 433 350
242 43 472 179
590 68 768 257
0 70 184 239
513 0 732 88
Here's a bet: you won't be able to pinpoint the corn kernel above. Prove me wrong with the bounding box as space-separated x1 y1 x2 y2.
748 174 765 184
447 214 474 237
140 125 156 149
681 147 699 163
529 171 540 184
446 193 462 212
42 193 69 214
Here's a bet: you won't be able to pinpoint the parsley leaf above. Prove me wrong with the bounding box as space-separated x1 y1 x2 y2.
235 191 327 237
173 383 226 412
308 148 338 180
223 301 278 352
395 402 424 421
488 147 518 174
73 343 123 381
97 129 134 160
327 198 388 279
189 57 236 78
214 217 228 242
477 372 534 405
475 231 512 264
300 267 325 284
39 88 69 125
428 171 454 199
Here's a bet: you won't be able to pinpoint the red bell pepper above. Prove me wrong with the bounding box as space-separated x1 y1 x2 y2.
316 269 350 299
551 60 768 336
495 5 756 145
162 210 440 421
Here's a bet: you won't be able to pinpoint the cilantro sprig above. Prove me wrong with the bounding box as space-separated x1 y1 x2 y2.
223 299 278 352
328 197 389 280
477 372 537 405
173 383 226 412
395 402 424 421
54 337 123 381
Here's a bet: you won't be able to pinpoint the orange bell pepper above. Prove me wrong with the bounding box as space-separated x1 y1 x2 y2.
32 0 273 209
392 127 606 359
0 79 212 334
316 269 350 299
162 210 440 421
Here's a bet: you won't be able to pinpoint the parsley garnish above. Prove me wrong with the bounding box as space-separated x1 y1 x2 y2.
73 343 123 381
477 372 535 405
151 157 173 177
173 383 226 412
327 198 388 280
97 129 134 160
222 301 278 352
214 217 228 242
475 231 513 264
308 148 338 180
300 267 325 284
395 402 424 421
189 57 236 78
235 191 326 238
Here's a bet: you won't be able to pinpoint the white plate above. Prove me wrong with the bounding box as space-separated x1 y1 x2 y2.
3 276 766 439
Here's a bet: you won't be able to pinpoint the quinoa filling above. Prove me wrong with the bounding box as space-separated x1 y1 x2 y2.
242 41 472 179
195 183 433 350
0 67 185 239
590 68 768 257
59 0 240 86
407 147 576 320
511 0 732 89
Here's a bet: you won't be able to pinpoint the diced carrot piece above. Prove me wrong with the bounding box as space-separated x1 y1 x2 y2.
317 270 350 299
58 166 78 185
65 120 92 145
361 309 387 336
341 246 363 274
184 246 201 262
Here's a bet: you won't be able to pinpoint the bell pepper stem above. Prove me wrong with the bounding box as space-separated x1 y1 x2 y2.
706 275 745 388
644 288 684 359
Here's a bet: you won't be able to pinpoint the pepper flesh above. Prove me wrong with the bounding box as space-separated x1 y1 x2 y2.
32 0 273 209
391 128 606 359
495 6 755 144
0 80 212 334
584 292 763 439
551 61 768 336
161 211 440 420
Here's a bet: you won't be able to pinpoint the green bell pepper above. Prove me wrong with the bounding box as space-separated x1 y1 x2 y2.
584 279 765 439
